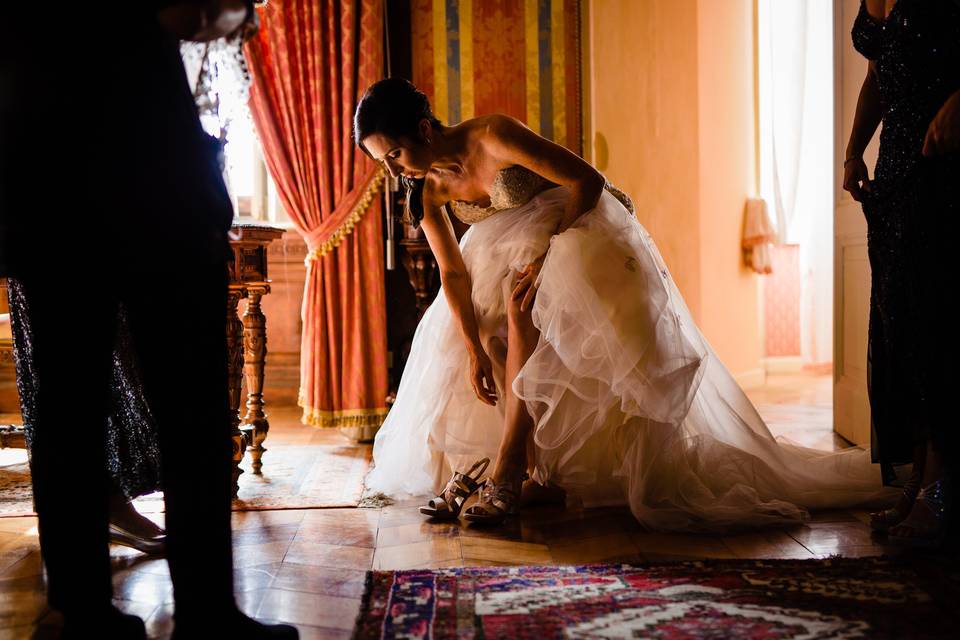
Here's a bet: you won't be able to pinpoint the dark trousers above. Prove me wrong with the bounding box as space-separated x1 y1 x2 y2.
21 258 235 617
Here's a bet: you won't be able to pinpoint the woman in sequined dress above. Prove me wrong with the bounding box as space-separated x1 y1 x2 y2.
844 0 960 544
356 78 896 532
5 278 166 554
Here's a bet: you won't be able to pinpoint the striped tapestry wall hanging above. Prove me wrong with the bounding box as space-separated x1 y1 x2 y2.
411 0 582 155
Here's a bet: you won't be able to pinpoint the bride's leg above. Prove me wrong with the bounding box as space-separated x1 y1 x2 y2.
491 286 541 486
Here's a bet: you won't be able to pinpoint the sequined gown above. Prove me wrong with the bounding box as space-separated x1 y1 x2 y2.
852 0 960 484
365 165 895 532
6 279 162 500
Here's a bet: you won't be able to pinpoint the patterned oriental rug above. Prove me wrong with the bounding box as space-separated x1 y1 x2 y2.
0 428 370 517
354 557 960 639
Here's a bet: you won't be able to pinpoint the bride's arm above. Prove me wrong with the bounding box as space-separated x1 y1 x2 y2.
419 184 498 406
483 115 605 234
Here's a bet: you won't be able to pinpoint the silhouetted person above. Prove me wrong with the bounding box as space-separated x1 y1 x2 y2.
0 2 297 637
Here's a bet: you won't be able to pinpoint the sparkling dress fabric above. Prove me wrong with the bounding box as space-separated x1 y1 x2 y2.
6 279 162 500
365 166 896 532
851 0 960 483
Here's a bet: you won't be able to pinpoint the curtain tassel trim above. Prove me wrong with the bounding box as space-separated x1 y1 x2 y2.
304 168 387 265
298 391 389 429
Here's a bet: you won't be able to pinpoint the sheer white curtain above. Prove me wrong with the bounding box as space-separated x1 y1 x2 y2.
758 0 833 367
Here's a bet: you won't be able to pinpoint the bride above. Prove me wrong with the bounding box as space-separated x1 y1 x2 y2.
356 78 894 532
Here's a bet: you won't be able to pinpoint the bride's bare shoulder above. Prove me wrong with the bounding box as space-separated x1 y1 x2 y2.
459 114 528 143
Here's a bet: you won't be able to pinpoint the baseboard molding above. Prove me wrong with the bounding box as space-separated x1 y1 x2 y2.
734 368 766 390
762 356 803 374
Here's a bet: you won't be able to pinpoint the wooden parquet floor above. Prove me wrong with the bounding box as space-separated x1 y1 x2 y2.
0 374 920 639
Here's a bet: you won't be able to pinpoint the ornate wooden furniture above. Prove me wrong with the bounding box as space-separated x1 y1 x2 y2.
227 222 285 495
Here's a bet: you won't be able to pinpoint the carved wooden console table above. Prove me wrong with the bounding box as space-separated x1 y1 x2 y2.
228 221 285 495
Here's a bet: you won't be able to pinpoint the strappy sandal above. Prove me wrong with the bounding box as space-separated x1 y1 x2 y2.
419 458 490 519
888 479 949 548
870 473 922 532
462 473 528 525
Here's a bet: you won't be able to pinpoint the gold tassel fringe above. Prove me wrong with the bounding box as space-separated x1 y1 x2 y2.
304 168 386 265
298 392 388 429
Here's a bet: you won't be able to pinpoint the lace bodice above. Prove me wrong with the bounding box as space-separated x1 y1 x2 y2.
448 165 635 225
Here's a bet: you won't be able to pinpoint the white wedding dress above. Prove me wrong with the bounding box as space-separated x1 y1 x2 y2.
365 166 895 532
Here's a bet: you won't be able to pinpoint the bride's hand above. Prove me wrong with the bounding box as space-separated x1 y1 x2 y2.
512 254 546 313
468 349 498 406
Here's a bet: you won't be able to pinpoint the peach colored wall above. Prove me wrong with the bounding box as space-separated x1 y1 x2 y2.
587 0 762 383
588 0 702 318
696 0 762 381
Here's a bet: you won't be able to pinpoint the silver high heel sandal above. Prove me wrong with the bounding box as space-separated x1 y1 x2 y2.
462 472 529 525
888 479 949 548
419 458 490 520
870 473 922 532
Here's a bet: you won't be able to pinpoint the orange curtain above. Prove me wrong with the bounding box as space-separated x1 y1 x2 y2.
245 0 388 429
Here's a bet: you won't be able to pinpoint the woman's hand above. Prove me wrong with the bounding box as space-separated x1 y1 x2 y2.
468 348 498 406
511 254 546 313
923 90 960 157
842 156 872 202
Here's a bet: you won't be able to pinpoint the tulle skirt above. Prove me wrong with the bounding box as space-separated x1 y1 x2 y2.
365 187 895 532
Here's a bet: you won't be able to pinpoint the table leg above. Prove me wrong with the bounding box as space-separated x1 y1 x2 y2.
241 285 270 474
227 288 247 496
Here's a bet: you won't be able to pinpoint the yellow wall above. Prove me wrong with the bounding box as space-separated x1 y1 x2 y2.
696 0 761 381
589 0 702 318
588 0 762 384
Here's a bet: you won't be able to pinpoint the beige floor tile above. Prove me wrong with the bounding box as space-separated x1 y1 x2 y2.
295 522 377 548
234 540 294 569
376 521 459 548
460 537 552 565
632 533 736 560
284 541 374 571
237 587 270 619
256 589 360 630
377 506 429 529
0 518 37 536
722 531 815 559
112 568 173 605
550 532 642 564
271 563 368 599
0 551 42 581
787 522 883 552
121 557 171 578
0 588 48 628
233 522 302 546
302 509 380 528
372 538 462 570
235 563 284 594
232 509 306 531
0 541 37 575
145 602 175 639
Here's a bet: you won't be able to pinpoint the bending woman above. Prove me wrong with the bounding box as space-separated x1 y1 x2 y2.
358 78 895 532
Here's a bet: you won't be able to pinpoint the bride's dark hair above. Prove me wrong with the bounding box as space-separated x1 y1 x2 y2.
354 78 441 227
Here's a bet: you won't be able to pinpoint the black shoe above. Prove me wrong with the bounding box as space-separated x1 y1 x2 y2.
61 605 146 639
109 522 167 556
172 613 298 639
